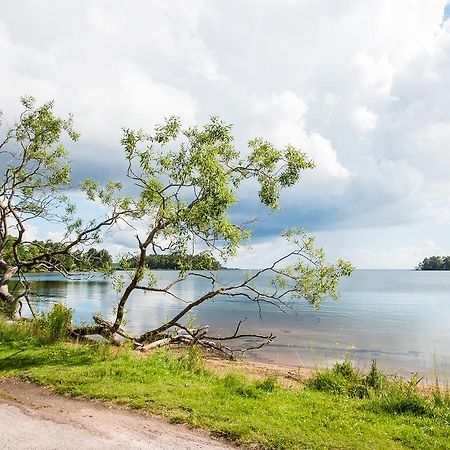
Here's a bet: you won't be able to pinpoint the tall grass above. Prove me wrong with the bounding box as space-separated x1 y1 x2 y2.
35 303 73 342
1 321 450 449
307 359 450 421
0 303 73 345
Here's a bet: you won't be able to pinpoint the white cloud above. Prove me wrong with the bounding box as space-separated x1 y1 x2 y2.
352 51 394 98
231 232 446 270
1 0 450 268
352 106 378 132
252 91 350 179
344 240 446 270
21 224 38 242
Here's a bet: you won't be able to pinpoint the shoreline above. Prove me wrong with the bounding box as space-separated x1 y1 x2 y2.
202 352 449 388
1 320 449 449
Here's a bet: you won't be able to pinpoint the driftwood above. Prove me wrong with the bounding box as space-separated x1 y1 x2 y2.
140 338 172 351
71 314 275 360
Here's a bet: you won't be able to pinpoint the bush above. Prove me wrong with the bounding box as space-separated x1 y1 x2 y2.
0 304 72 347
374 391 430 417
334 359 359 382
0 298 19 319
46 303 73 341
369 375 450 420
306 369 348 395
178 345 207 375
0 316 42 348
255 376 280 392
306 359 364 396
431 387 450 409
307 360 450 421
365 359 386 391
32 303 73 343
308 360 388 399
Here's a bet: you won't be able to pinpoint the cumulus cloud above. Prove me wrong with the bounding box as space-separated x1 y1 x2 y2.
352 106 378 132
1 0 450 268
352 51 394 98
252 91 350 178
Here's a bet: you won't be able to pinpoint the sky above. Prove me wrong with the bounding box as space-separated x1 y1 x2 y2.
1 0 450 269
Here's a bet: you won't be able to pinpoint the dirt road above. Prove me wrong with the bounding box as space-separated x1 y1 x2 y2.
0 378 235 450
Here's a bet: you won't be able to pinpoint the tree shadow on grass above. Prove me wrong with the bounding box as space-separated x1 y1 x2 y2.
0 348 97 373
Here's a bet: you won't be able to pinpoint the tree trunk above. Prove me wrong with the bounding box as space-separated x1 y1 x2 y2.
0 260 18 318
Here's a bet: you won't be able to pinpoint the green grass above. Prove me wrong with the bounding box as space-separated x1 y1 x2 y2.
1 319 449 449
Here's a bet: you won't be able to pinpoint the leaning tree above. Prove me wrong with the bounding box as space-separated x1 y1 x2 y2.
0 97 131 318
1 97 352 356
70 115 353 356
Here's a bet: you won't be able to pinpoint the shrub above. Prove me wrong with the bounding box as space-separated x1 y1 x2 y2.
223 373 259 398
431 387 450 409
306 369 348 395
364 370 449 420
255 376 280 392
375 392 430 416
0 299 18 319
0 316 42 348
369 379 431 418
307 359 362 396
31 303 73 343
365 359 386 391
334 359 359 382
179 345 207 375
307 360 389 399
46 303 73 341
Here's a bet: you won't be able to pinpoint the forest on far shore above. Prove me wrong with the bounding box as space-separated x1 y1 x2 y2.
3 238 221 272
416 256 450 270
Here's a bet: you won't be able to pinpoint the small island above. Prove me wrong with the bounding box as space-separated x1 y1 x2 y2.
416 256 450 270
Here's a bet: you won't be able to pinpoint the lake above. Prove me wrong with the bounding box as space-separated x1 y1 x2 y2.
22 269 450 378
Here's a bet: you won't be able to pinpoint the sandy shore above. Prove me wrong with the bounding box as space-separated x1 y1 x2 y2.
204 355 312 388
0 378 236 450
203 353 446 388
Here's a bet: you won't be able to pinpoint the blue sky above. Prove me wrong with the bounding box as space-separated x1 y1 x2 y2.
445 2 450 20
1 1 450 269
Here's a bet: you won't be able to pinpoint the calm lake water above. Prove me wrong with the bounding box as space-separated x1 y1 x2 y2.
22 269 450 377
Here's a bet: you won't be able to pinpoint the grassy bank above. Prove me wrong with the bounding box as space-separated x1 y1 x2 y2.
1 318 449 449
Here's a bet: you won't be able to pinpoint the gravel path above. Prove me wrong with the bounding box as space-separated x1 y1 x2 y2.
0 378 235 450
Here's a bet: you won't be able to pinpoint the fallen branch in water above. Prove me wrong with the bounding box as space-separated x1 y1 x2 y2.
71 315 275 360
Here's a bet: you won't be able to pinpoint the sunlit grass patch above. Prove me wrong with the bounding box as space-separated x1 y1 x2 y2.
1 319 449 449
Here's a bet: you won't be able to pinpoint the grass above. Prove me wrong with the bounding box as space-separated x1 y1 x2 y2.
1 316 449 449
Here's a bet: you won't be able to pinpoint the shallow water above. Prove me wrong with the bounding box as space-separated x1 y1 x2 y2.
22 269 450 377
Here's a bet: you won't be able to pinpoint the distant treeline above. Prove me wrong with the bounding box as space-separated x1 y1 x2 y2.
3 237 220 272
120 252 221 271
416 256 450 271
3 238 113 272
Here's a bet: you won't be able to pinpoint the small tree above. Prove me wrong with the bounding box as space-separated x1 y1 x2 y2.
0 97 128 318
71 116 353 355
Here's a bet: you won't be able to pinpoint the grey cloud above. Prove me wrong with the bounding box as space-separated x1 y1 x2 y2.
2 0 450 268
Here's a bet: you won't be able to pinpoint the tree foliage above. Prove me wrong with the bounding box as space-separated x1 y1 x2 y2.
416 256 450 271
0 97 126 317
2 237 113 272
1 97 353 357
121 251 221 271
75 114 353 353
